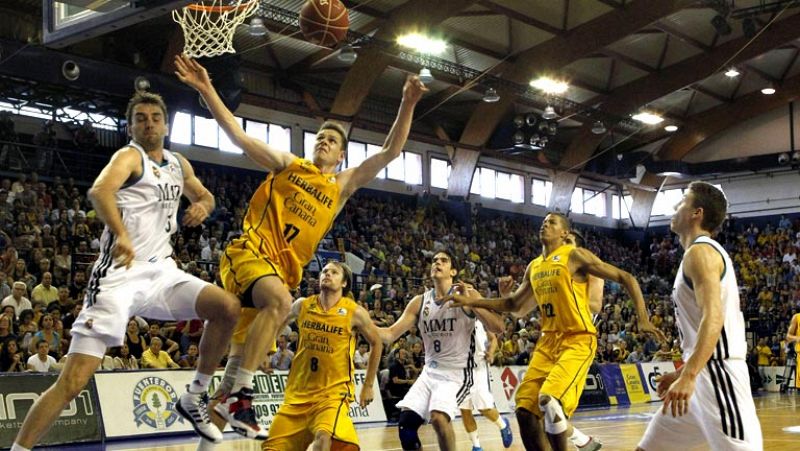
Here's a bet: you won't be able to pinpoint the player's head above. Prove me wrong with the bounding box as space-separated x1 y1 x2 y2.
540 212 571 245
319 261 353 297
565 229 585 248
671 181 727 235
313 121 347 168
430 251 457 280
125 92 168 150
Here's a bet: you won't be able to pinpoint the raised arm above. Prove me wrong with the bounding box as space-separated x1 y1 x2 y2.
446 262 537 315
569 248 665 342
174 55 294 172
336 75 428 202
87 147 142 269
175 154 214 227
787 314 800 343
661 244 724 416
587 275 604 315
352 305 383 408
378 295 421 344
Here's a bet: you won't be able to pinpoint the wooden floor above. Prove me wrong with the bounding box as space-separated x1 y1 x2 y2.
75 393 799 450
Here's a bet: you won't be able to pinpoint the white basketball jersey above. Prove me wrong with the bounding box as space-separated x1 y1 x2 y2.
98 141 183 263
418 288 477 370
672 236 746 361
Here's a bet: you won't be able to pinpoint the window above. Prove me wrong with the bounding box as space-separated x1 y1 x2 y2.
583 190 606 217
612 194 621 219
246 120 268 143
268 123 291 150
193 116 219 148
347 141 367 170
404 152 422 185
623 195 633 219
304 131 316 160
366 144 385 179
509 173 524 204
170 112 192 145
218 118 244 154
570 188 584 214
387 153 405 181
431 157 451 189
652 189 683 216
531 179 552 206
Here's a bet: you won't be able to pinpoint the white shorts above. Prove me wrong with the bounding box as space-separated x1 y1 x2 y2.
458 362 496 411
396 366 473 421
69 258 208 358
639 359 762 451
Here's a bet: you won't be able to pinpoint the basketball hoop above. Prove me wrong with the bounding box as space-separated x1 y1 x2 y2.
172 0 259 58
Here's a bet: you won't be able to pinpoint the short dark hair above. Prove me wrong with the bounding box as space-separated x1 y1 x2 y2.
126 92 168 125
318 121 348 150
547 212 571 230
688 181 727 233
433 250 459 273
569 229 586 248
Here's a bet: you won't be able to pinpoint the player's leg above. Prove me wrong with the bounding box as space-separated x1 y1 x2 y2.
12 353 101 450
396 369 433 450
470 366 513 448
516 335 557 450
429 410 456 451
516 408 549 451
261 403 314 451
460 408 482 450
398 409 425 451
309 398 360 451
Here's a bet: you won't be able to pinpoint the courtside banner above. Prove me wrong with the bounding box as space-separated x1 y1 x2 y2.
638 361 676 401
95 370 196 438
599 364 630 405
0 373 102 447
578 363 610 408
490 365 527 413
619 364 649 404
759 366 787 392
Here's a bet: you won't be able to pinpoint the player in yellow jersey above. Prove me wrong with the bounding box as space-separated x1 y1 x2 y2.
263 261 382 451
447 213 663 451
175 55 427 440
786 313 800 391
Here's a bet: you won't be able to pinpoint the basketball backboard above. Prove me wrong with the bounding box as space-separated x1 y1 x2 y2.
43 0 194 48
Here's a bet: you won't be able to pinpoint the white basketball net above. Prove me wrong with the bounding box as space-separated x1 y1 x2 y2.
172 0 258 58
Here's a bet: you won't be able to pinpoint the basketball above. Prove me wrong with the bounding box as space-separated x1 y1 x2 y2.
299 0 349 48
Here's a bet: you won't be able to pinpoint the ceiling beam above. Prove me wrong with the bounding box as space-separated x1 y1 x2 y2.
599 49 656 73
594 0 624 9
477 0 564 36
652 21 712 52
693 85 730 103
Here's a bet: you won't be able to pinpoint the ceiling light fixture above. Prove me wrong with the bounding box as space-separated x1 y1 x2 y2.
724 67 740 78
761 85 776 95
482 87 500 103
418 67 434 83
338 44 357 63
397 33 447 55
541 105 558 120
591 121 607 135
632 111 664 125
530 77 568 94
249 17 267 36
664 124 678 132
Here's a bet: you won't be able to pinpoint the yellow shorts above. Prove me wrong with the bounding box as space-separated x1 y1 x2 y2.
262 397 359 451
515 332 597 418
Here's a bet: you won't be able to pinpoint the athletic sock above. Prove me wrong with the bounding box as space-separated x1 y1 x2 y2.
197 437 217 451
494 417 507 429
189 372 212 394
11 443 31 451
468 430 480 447
570 427 591 447
231 368 254 393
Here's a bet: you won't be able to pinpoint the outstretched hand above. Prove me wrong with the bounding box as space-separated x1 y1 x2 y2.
174 54 213 92
402 74 429 105
638 318 668 344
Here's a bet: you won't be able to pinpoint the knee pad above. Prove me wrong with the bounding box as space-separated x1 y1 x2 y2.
398 410 424 450
539 395 568 435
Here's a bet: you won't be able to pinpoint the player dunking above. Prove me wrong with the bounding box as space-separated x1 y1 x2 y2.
12 92 240 450
378 251 506 451
262 261 382 451
458 320 514 451
448 212 663 451
637 182 763 451
175 55 427 440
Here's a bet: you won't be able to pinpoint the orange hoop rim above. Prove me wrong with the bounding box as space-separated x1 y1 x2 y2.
185 1 256 13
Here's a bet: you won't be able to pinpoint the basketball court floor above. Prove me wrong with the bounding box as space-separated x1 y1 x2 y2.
51 393 799 450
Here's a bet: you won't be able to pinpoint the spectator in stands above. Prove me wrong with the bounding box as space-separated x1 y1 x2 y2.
0 339 23 372
270 334 294 370
756 337 773 366
178 343 200 369
141 337 180 369
73 119 98 151
68 270 87 300
626 344 647 363
200 236 220 261
354 342 371 370
287 330 298 353
1 281 32 318
0 271 10 300
54 286 73 312
387 348 414 400
53 244 71 284
33 120 56 173
31 272 58 305
61 303 82 336
27 340 57 372
123 319 148 360
0 314 16 342
113 344 139 370
30 313 60 358
404 324 421 348
146 322 179 357
11 259 36 291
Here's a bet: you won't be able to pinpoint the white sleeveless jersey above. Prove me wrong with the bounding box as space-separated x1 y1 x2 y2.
474 319 488 362
672 236 746 361
418 288 477 370
98 141 183 263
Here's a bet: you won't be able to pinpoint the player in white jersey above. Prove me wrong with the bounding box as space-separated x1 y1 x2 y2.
458 320 514 450
638 181 762 451
378 251 505 451
12 93 240 451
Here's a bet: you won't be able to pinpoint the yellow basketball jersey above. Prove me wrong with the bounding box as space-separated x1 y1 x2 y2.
235 158 339 288
284 295 357 404
794 314 800 354
529 244 596 335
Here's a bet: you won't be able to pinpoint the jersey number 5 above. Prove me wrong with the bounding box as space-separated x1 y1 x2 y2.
283 223 300 243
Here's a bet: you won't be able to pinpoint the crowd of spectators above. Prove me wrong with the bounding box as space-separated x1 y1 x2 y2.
0 113 798 403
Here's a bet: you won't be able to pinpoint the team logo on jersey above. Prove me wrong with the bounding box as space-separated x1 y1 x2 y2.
132 376 183 430
152 166 161 179
423 305 430 318
552 255 560 262
337 307 347 316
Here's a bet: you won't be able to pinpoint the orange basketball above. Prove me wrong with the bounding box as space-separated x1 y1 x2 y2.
299 0 349 48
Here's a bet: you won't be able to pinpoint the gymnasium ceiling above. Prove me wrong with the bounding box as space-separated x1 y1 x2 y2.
2 0 800 200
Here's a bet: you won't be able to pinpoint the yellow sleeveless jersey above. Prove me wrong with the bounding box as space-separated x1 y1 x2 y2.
235 158 339 288
284 295 357 404
529 244 596 335
795 315 800 354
